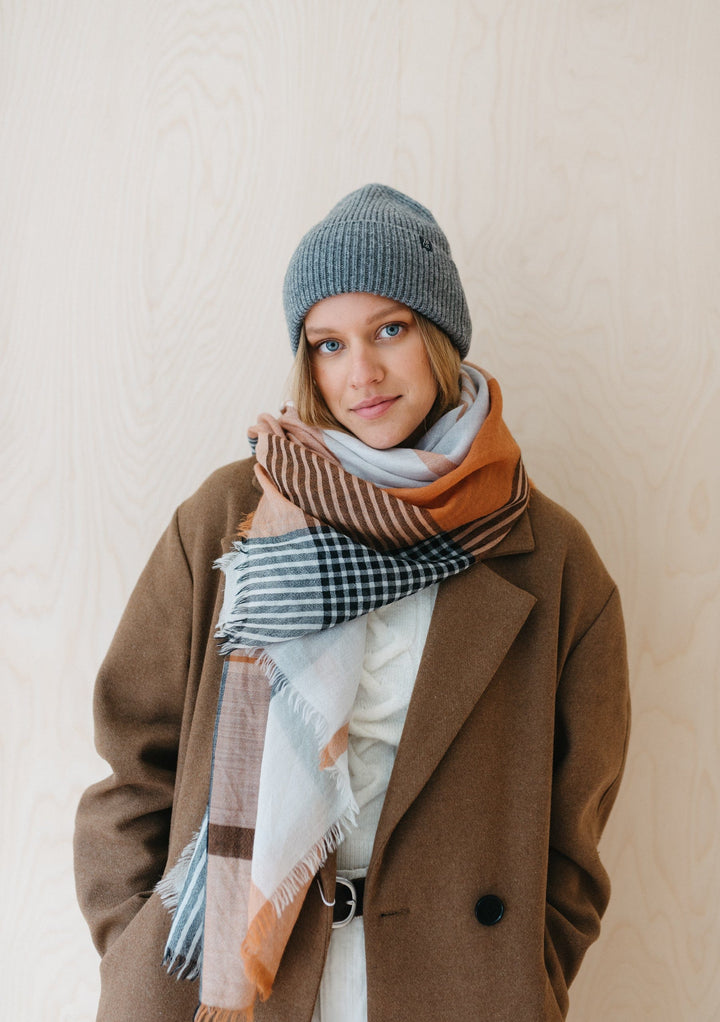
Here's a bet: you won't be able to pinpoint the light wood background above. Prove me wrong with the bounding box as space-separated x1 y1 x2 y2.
2 1 719 1019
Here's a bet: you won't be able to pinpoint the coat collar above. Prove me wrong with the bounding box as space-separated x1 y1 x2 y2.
370 508 537 867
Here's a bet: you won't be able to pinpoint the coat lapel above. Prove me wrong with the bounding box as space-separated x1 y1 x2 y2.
371 516 537 862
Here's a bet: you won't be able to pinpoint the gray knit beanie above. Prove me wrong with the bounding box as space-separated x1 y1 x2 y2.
283 183 472 357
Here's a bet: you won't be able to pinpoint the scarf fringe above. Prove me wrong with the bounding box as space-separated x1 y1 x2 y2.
254 649 290 701
214 547 251 654
255 650 359 805
236 511 256 539
265 817 354 920
252 650 360 819
163 949 201 982
156 828 202 911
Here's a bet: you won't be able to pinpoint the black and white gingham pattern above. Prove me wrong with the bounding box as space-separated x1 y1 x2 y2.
312 529 471 628
217 526 472 649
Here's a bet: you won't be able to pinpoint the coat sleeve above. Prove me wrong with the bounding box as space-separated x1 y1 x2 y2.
544 584 630 1013
73 509 194 956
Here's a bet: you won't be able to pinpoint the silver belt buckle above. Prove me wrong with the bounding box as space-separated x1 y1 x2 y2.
332 876 357 928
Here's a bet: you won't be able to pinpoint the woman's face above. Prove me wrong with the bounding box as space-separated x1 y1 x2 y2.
304 292 439 449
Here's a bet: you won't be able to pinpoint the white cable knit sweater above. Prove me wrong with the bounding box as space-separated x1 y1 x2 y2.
313 583 438 1022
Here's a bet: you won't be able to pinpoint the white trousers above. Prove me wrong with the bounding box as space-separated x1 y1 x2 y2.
311 916 367 1022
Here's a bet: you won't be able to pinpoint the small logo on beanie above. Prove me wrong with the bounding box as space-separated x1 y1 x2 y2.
420 236 433 252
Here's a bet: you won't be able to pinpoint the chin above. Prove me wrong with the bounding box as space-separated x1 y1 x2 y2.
356 430 415 450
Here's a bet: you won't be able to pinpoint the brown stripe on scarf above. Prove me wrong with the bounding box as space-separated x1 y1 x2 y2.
208 824 255 860
308 443 337 527
343 469 389 544
267 431 437 550
369 479 435 545
450 462 530 551
340 460 438 547
324 455 383 542
337 457 439 545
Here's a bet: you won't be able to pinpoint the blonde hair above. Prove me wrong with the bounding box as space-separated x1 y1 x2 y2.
290 311 462 435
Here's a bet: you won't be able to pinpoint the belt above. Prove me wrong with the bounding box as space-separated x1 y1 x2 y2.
332 876 366 928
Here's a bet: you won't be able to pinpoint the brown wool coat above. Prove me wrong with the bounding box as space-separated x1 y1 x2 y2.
74 457 630 1022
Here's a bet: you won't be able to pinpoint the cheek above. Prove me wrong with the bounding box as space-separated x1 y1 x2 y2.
311 365 340 407
412 355 439 403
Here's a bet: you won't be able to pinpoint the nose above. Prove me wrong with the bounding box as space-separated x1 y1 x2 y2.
348 344 384 388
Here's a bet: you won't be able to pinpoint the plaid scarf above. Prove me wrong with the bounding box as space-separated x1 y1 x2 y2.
158 366 529 1021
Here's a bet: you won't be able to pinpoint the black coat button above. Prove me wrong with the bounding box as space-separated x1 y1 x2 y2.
475 894 505 926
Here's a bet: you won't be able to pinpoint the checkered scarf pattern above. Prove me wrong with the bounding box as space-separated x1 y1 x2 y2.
159 369 529 1021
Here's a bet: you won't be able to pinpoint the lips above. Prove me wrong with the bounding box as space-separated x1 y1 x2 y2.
350 395 399 420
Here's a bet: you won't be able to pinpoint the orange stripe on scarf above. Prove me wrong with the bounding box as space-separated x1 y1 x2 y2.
194 1005 253 1022
242 883 309 1000
387 376 522 531
320 724 350 770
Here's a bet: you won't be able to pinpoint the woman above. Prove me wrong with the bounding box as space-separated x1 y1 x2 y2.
75 184 630 1022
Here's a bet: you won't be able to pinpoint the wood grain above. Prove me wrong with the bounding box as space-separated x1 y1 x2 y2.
2 0 719 1017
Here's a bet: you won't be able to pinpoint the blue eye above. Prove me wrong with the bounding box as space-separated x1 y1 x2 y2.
380 323 402 338
318 339 341 353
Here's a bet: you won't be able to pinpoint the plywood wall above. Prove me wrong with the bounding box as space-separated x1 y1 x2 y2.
2 1 719 1018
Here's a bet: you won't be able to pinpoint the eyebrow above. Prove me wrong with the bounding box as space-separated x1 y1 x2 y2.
305 302 410 338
